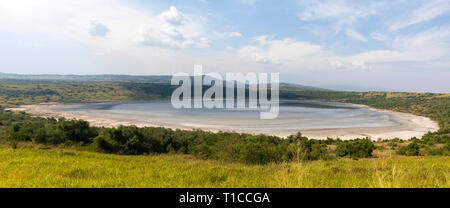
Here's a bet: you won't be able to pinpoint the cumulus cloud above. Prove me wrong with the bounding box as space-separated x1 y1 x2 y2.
135 6 210 48
1 0 449 92
160 6 187 26
88 19 110 37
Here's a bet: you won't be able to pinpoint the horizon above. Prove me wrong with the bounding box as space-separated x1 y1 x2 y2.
1 0 450 93
0 71 448 93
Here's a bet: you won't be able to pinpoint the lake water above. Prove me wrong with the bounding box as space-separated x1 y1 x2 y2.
59 100 401 137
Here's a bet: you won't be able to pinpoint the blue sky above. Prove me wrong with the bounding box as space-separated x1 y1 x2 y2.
0 0 449 92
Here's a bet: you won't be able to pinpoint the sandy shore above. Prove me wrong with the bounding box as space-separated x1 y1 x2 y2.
7 102 440 140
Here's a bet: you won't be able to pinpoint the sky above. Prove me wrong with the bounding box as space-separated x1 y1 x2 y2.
0 0 449 93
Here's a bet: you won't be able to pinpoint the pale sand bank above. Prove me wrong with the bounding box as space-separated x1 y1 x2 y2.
7 103 440 140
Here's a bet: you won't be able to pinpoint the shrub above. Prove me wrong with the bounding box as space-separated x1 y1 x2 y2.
425 143 450 156
237 141 274 165
94 126 150 155
294 139 328 161
8 124 31 141
336 138 375 159
397 142 420 156
57 120 97 144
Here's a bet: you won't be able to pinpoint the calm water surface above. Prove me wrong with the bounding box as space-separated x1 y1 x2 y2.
59 100 398 134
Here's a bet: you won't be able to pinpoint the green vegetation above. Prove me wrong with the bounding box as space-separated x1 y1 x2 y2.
0 145 448 188
1 81 447 158
336 139 375 159
4 110 333 164
0 80 449 187
397 141 420 156
0 82 176 107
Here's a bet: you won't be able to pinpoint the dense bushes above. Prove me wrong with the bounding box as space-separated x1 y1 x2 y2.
93 127 329 164
2 110 334 165
8 118 98 145
57 120 97 144
419 128 450 146
93 127 331 164
397 128 450 156
336 138 375 159
94 126 184 155
397 142 420 156
426 143 450 156
286 133 329 161
230 135 288 164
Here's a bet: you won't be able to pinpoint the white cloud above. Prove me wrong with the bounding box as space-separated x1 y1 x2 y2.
389 0 450 31
196 37 211 48
231 32 242 37
0 0 449 91
370 32 389 44
297 0 388 41
351 60 367 70
135 6 210 48
345 29 367 42
234 26 450 72
319 26 450 72
329 59 368 70
294 0 450 70
329 60 344 69
238 36 322 65
298 1 354 21
160 6 187 26
213 31 242 38
297 0 387 21
348 26 450 63
236 0 258 5
88 19 110 37
0 0 223 75
0 2 209 49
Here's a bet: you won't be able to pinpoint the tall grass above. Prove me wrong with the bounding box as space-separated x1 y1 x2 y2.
0 146 448 188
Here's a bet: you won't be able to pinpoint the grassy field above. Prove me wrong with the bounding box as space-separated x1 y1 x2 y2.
0 145 448 188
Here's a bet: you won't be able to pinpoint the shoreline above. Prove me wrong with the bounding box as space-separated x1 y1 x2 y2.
7 102 440 140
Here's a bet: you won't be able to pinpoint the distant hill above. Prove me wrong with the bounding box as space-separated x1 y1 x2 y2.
279 83 325 91
0 72 326 91
0 73 172 83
